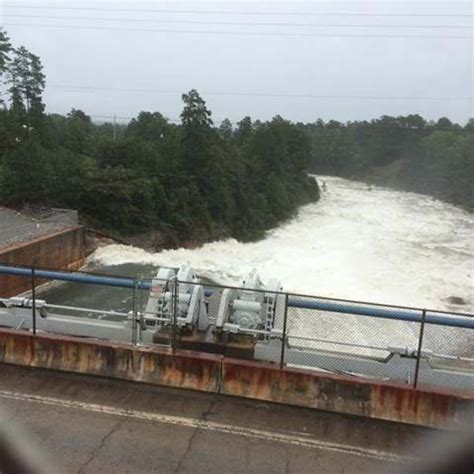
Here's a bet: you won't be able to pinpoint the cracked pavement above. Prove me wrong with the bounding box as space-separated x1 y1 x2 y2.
173 398 217 473
76 420 123 474
0 364 429 473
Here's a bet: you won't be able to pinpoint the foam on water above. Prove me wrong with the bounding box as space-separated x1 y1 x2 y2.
91 176 474 314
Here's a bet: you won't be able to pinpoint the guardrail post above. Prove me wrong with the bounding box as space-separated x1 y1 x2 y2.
137 277 145 345
413 309 427 389
280 293 289 370
132 277 138 345
31 265 36 335
171 278 178 354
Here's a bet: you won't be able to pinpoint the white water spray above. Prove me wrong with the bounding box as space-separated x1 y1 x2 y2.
92 176 473 314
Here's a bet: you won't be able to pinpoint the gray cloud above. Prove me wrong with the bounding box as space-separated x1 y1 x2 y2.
1 0 472 123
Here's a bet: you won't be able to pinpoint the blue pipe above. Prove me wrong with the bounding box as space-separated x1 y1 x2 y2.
0 265 152 290
1 265 473 329
287 298 474 329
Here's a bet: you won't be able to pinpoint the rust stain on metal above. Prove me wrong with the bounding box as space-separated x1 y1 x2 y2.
0 329 222 393
0 328 471 428
221 358 472 428
369 383 467 427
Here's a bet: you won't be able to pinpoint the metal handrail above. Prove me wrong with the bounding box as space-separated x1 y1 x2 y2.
1 264 473 329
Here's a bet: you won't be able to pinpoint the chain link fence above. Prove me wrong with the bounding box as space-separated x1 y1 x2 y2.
281 295 422 385
417 310 474 390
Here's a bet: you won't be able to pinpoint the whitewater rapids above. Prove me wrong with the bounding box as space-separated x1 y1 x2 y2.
92 176 473 314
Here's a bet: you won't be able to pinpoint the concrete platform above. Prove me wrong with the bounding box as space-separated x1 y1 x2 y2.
0 227 86 297
0 364 428 474
0 208 76 250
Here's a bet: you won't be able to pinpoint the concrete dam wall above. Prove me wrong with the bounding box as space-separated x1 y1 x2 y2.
0 226 86 297
0 327 470 429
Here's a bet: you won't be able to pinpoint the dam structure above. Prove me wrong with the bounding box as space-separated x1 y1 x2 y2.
0 262 473 472
0 263 472 399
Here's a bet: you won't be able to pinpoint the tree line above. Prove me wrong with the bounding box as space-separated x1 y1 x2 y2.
0 30 319 243
304 115 474 211
1 28 472 249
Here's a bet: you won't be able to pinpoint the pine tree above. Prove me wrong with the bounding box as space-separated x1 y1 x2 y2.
7 46 46 134
0 30 12 106
180 89 214 176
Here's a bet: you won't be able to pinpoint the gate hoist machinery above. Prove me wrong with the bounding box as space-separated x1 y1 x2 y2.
215 269 286 338
143 263 208 332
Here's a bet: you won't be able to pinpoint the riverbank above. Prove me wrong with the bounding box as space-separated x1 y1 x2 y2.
118 223 232 253
348 160 474 214
86 186 319 253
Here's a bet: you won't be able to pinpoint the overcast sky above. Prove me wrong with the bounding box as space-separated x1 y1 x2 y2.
1 0 473 125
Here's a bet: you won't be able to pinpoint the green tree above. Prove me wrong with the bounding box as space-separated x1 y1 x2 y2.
64 109 94 154
0 30 325 241
219 118 233 140
0 30 12 105
464 118 474 132
7 46 45 135
126 111 172 142
436 117 454 131
180 89 214 188
235 116 253 144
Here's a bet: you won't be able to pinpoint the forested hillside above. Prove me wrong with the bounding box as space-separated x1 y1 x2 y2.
1 27 471 251
0 30 319 244
304 116 474 211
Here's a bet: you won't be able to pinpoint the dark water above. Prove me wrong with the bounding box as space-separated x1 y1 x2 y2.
38 263 215 316
38 263 158 314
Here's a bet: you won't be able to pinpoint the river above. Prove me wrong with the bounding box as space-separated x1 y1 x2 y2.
90 176 473 314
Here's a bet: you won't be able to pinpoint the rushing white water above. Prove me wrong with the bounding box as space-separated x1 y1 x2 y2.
92 176 473 314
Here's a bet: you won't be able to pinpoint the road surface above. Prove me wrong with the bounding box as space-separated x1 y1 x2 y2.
0 364 429 473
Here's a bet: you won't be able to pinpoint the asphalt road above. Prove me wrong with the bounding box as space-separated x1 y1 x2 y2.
0 364 429 474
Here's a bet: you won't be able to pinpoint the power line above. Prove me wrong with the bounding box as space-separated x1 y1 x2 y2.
3 4 473 18
50 113 473 130
3 14 471 29
54 113 175 123
4 23 472 39
63 113 235 125
47 85 474 102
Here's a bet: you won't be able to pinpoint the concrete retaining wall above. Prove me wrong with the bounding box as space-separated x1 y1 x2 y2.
0 227 86 297
220 358 470 428
0 328 471 428
0 328 220 393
